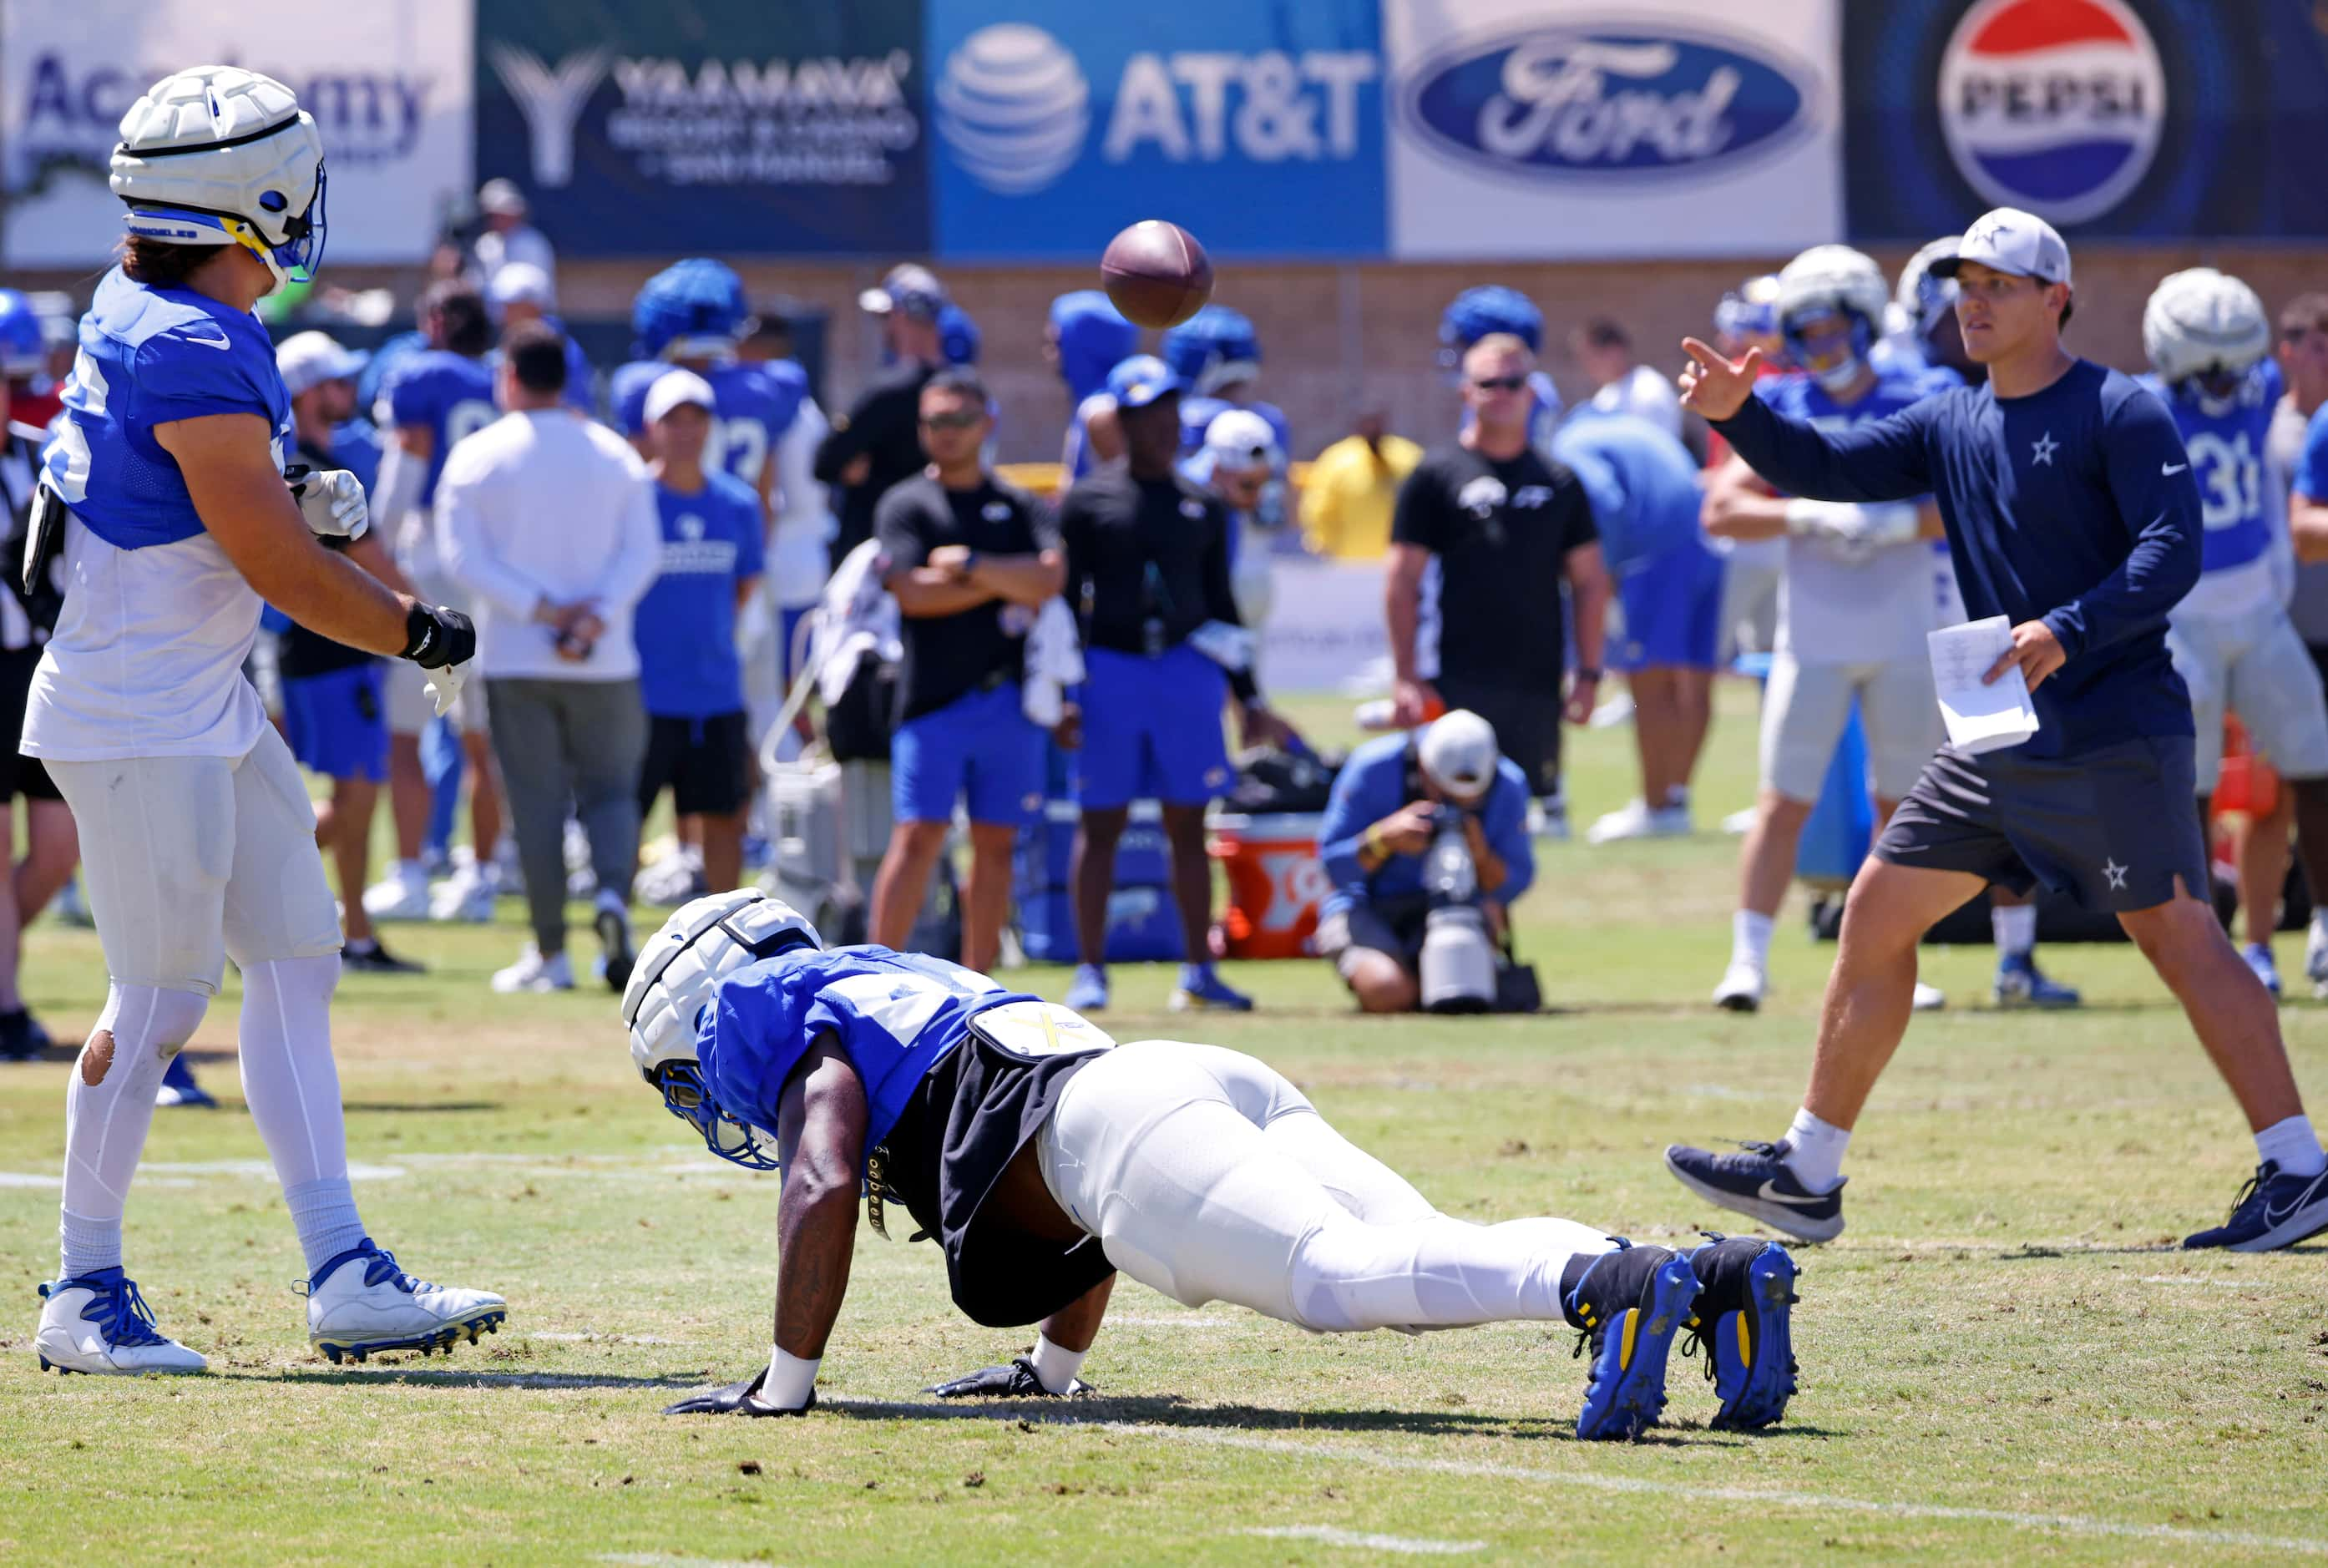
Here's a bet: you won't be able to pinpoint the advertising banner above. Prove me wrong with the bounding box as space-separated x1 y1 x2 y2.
1382 0 1844 259
474 0 929 256
0 0 473 266
1843 0 2328 240
926 0 1385 259
1259 558 1391 695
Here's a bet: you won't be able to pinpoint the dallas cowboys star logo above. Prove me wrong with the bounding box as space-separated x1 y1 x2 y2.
2103 857 2128 891
1967 215 2012 250
2031 431 2059 467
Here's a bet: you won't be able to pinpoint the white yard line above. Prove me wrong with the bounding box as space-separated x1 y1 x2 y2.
1246 1525 1485 1555
528 1333 690 1346
2138 1276 2263 1288
599 1555 770 1568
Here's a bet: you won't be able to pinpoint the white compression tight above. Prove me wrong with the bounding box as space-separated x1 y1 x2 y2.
1035 1042 1618 1333
60 984 209 1277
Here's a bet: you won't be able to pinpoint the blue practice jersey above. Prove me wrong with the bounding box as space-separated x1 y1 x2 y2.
329 418 382 497
41 268 290 551
1550 413 1704 572
1714 359 2202 757
634 471 766 718
1754 366 1941 488
699 946 1039 1164
384 349 498 508
612 357 804 492
2137 368 2274 578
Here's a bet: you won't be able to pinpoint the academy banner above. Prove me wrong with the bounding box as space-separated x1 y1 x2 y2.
473 0 930 256
0 0 473 266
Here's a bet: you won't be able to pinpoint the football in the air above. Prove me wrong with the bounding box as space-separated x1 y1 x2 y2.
1100 220 1213 330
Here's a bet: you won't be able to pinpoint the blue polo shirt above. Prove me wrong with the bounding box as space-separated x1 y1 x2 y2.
633 469 765 718
1316 732 1534 918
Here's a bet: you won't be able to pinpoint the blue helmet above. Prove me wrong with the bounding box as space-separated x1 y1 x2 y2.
1049 291 1138 403
1439 286 1543 366
633 258 750 362
0 291 43 377
938 301 981 366
1161 305 1259 392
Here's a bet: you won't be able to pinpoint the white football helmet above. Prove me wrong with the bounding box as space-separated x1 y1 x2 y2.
2143 268 2270 393
109 66 326 292
1778 245 1890 391
1896 237 1963 341
620 888 821 1170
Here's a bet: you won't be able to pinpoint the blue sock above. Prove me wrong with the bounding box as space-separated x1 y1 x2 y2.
1179 962 1212 989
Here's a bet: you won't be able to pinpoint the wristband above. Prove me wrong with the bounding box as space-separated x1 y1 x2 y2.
1573 666 1602 684
1029 1333 1087 1395
761 1347 821 1411
1363 824 1387 860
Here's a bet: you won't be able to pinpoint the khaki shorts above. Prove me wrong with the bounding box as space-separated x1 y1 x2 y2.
2168 609 2328 792
1760 651 1941 804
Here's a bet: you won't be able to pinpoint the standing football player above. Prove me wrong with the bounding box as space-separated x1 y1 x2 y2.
28 68 505 1373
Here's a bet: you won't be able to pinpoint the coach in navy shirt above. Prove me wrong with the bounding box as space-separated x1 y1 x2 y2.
1664 209 2328 1255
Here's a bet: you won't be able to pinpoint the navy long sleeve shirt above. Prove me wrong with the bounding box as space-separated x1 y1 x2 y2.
1713 359 2201 758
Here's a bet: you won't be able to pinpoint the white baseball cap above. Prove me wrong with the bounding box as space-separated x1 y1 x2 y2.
1931 207 2072 287
1202 408 1280 473
478 178 529 217
488 261 554 311
643 368 716 427
1418 709 1501 801
276 331 366 399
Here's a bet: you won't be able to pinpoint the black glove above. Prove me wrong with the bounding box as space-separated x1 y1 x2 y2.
400 603 475 670
925 1356 1093 1399
660 1365 816 1418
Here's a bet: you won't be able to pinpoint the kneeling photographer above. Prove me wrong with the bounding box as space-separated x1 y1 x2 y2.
1315 710 1536 1014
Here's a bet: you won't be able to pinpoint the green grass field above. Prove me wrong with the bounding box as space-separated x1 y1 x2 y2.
4 685 2327 1565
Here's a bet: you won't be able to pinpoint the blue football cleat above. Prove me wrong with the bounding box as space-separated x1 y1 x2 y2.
2242 943 2282 999
2184 1161 2328 1252
1065 964 1109 1013
1562 1242 1699 1440
1685 1236 1799 1429
1992 953 2080 1009
155 1052 215 1109
1664 1140 1845 1244
1169 965 1253 1013
36 1267 207 1375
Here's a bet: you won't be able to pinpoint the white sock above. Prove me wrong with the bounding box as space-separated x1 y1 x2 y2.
284 1177 367 1276
2256 1114 2328 1179
58 984 209 1280
1029 1332 1088 1393
1733 910 1775 970
237 957 367 1272
1781 1106 1850 1192
1991 903 2037 959
761 1346 821 1409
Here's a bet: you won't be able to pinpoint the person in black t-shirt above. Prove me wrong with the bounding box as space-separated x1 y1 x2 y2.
869 370 1065 974
815 264 949 565
1056 356 1295 1017
1388 333 1611 826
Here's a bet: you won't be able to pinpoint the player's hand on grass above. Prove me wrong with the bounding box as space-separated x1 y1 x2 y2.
925 1356 1092 1399
661 1366 816 1417
1678 336 1764 422
1984 620 2067 691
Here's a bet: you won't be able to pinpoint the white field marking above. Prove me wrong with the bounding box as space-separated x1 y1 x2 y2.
528 1332 690 1345
599 1555 770 1568
1110 1314 1237 1328
0 1171 190 1189
2138 1276 2263 1288
140 1161 409 1181
1246 1525 1484 1555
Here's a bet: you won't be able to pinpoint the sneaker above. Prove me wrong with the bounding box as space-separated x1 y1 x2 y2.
1588 801 1692 845
1683 1236 1800 1430
1588 692 1636 729
1065 964 1108 1013
301 1238 508 1363
2183 1161 2328 1252
491 946 574 994
342 937 425 976
1528 795 1571 842
1911 981 1946 1012
154 1052 216 1109
2308 916 2328 999
0 1005 43 1061
1721 806 1759 836
1663 1140 1845 1244
52 876 95 928
1169 967 1253 1013
1992 953 2081 1009
1561 1241 1699 1440
35 1267 208 1375
361 862 432 923
1713 960 1765 1014
635 845 706 908
428 863 498 924
2243 942 2283 999
594 891 636 992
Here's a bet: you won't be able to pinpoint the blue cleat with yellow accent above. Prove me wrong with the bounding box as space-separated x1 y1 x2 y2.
1561 1240 1699 1440
1684 1235 1799 1429
1168 964 1253 1013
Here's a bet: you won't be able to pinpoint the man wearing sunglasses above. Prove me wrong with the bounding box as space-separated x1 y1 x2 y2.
1388 334 1611 836
868 371 1063 976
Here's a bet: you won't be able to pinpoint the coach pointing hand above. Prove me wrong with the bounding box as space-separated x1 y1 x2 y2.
1677 336 1763 422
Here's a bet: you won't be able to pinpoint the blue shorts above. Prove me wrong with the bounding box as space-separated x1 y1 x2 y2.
892 680 1046 827
1075 643 1232 811
1613 536 1724 673
281 663 389 783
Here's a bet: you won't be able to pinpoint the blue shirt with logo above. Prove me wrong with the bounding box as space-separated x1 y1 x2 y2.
611 357 805 493
1549 413 1703 571
385 350 498 508
1315 732 1534 918
41 268 291 551
2137 368 2275 576
1714 358 2201 757
634 469 765 718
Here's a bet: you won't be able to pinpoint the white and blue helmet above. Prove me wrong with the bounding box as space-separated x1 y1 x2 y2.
109 66 326 292
1777 245 1890 392
2143 267 2270 393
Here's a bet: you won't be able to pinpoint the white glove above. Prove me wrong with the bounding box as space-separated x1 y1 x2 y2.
423 660 470 718
287 467 369 543
1786 499 1919 567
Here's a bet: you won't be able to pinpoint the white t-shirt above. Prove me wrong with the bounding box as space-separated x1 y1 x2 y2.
1778 532 1936 667
1588 365 1683 438
768 396 833 611
24 518 266 760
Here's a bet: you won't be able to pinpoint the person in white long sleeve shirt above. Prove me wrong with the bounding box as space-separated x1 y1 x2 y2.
435 322 661 994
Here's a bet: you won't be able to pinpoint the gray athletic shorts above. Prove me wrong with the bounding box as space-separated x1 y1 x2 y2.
1314 896 1429 982
1875 736 2210 913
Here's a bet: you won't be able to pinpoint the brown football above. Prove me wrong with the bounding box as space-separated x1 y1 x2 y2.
1100 220 1213 330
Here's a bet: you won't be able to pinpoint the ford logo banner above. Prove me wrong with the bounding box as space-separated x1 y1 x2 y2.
1398 23 1816 184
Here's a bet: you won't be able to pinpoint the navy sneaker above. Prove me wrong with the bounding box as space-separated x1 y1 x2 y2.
1561 1241 1699 1440
1684 1236 1800 1429
1993 953 2080 1009
1664 1140 1845 1243
1065 964 1109 1013
2184 1161 2328 1252
155 1053 215 1109
1169 965 1253 1013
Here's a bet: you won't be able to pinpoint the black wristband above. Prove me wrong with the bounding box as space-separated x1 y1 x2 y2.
1574 666 1603 683
400 603 474 670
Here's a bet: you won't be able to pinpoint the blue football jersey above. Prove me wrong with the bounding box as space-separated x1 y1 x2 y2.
329 418 382 498
699 946 1038 1163
1754 367 1941 490
612 357 804 493
384 350 498 508
1551 414 1703 571
2138 369 2274 575
40 268 291 551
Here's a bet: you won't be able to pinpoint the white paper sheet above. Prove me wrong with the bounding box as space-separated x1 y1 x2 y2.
1926 615 2040 755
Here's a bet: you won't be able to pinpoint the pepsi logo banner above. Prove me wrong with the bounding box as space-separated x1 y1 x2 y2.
1845 0 2328 240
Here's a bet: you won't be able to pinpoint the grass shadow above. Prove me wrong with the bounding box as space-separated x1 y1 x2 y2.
264 1368 707 1390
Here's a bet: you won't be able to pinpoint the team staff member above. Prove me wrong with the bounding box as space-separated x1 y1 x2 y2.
2270 293 2328 991
815 264 948 564
1389 334 1612 832
868 371 1063 975
0 405 73 1061
1059 356 1293 1016
1668 208 2328 1253
633 370 765 898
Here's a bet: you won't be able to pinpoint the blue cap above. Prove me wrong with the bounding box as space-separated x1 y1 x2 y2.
1106 354 1182 411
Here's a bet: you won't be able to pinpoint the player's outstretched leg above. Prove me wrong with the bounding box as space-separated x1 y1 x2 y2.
1559 1242 1700 1440
1683 1235 1799 1429
36 1268 207 1375
303 1241 508 1363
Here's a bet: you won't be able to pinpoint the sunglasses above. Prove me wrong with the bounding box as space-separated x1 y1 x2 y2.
1469 375 1527 392
919 408 984 430
2283 326 2323 346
